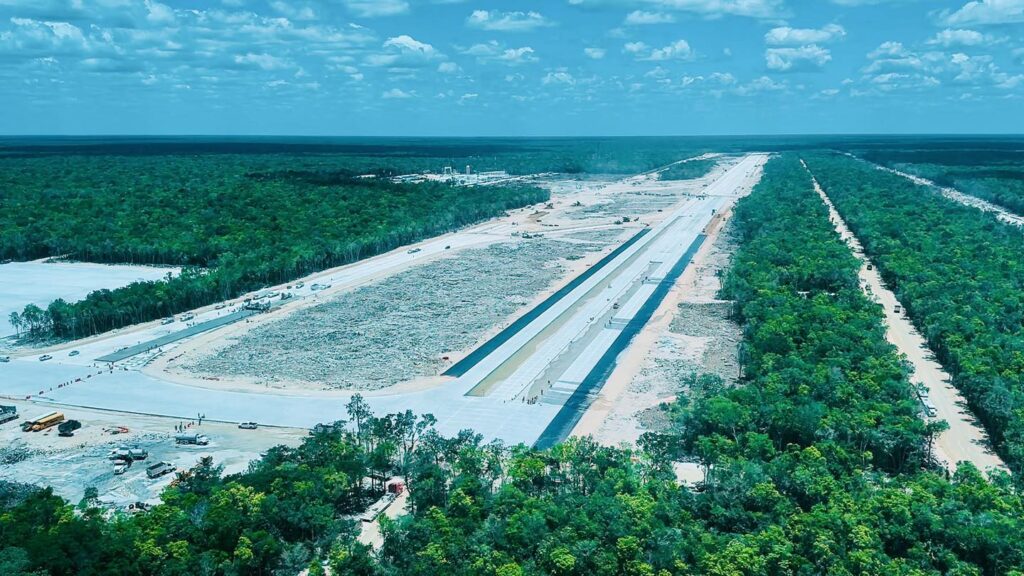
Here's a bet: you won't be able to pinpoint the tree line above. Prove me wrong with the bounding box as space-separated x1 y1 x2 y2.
804 152 1024 476
1 153 549 341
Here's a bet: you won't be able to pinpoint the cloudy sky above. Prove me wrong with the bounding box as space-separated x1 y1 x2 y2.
1 0 1022 135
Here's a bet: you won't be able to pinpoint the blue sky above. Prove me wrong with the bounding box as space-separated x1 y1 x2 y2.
1 0 1022 135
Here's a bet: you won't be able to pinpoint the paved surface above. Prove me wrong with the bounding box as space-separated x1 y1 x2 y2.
535 234 706 448
0 157 765 446
804 159 1007 475
444 228 650 377
96 308 261 362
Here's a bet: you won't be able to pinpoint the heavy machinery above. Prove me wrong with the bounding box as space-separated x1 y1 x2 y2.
57 419 82 437
21 411 65 432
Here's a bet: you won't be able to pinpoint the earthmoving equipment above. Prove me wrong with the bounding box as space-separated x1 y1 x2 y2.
22 411 64 432
57 419 82 437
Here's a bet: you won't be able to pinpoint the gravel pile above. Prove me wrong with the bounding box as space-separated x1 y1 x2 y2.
188 238 614 390
671 302 742 385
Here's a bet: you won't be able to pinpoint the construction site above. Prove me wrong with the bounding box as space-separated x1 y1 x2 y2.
0 154 767 506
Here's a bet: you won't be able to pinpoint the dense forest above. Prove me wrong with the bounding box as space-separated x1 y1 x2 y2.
1 152 549 340
803 152 1024 476
3 154 1023 576
856 147 1024 216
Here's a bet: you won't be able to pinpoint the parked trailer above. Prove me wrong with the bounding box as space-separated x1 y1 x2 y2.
0 405 18 426
21 411 65 432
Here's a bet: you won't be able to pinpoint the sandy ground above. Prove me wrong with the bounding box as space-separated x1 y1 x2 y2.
0 399 306 508
571 163 759 446
357 489 409 550
804 160 1007 475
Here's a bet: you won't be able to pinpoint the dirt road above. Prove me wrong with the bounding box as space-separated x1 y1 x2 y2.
803 160 1007 475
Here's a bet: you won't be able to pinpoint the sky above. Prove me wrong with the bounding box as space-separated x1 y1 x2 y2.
0 0 1022 136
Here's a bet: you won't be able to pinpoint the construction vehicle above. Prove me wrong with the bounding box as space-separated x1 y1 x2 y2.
57 419 82 437
146 462 176 479
113 460 131 475
0 405 18 426
110 447 149 461
175 432 210 446
22 411 64 432
244 301 271 312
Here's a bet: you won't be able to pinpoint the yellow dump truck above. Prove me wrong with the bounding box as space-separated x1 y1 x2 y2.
21 411 65 432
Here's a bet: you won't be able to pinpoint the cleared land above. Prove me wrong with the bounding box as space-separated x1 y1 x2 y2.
184 235 622 391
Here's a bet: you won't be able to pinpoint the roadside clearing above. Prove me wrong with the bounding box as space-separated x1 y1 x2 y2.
851 154 1024 228
802 159 1008 476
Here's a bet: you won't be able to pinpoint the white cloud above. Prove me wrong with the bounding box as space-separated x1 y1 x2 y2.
460 41 538 65
542 70 576 85
382 87 413 98
466 10 553 32
627 39 694 61
344 0 410 18
941 0 1024 26
764 24 845 45
926 28 1001 47
625 10 676 25
570 0 784 19
437 61 459 74
233 52 292 70
366 35 442 67
765 45 831 71
584 47 606 59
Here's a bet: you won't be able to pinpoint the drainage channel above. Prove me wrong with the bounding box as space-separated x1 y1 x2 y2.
534 233 707 449
443 228 651 377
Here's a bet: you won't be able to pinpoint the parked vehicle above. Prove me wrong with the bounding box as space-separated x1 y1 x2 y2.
924 400 938 418
238 422 258 430
39 354 53 362
111 446 149 461
113 460 131 475
215 303 227 310
179 312 195 322
146 462 176 479
22 411 64 432
266 291 279 298
407 248 422 254
294 281 305 289
57 419 82 437
894 305 902 314
175 433 210 446
68 350 79 357
161 317 174 325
